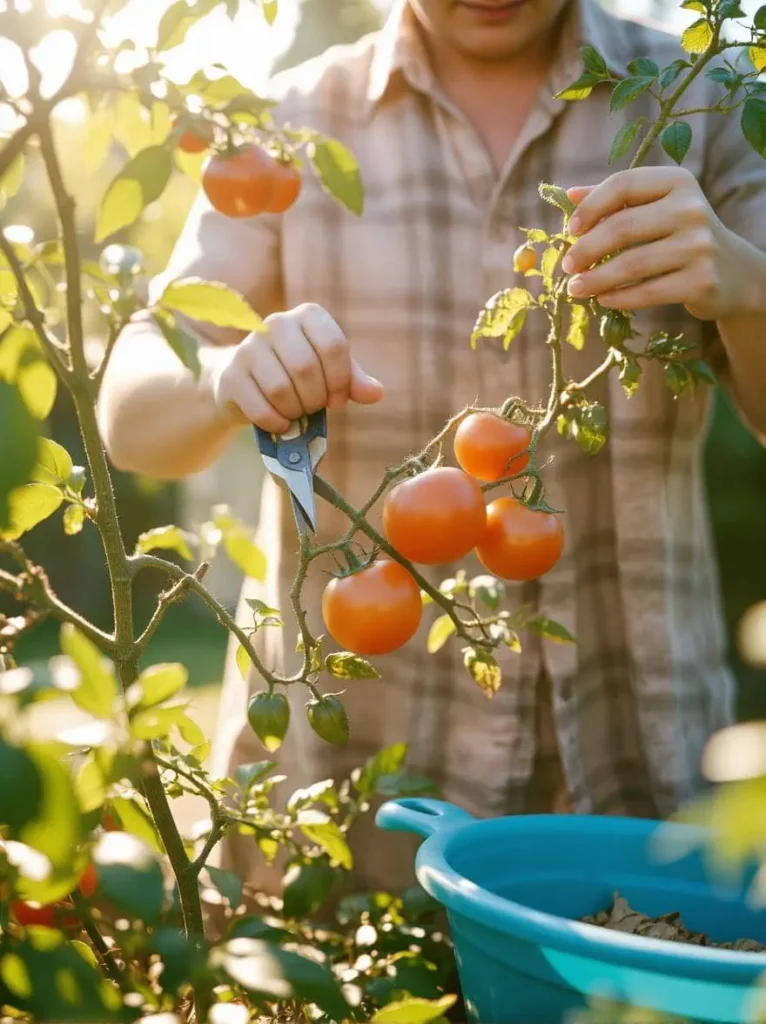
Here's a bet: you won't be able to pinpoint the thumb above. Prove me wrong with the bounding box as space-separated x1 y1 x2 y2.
349 359 384 405
567 185 595 206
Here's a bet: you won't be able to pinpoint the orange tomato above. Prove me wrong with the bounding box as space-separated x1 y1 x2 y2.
77 862 98 900
383 468 486 565
513 243 537 273
476 497 564 581
454 413 531 483
202 145 279 218
265 158 301 213
173 116 215 154
322 560 422 656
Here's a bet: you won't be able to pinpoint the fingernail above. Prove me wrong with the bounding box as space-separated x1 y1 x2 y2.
561 254 574 274
366 375 382 388
568 275 586 296
569 216 582 235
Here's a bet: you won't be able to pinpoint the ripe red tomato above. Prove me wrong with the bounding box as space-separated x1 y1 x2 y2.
383 468 486 565
101 810 120 832
202 145 279 218
173 116 214 154
454 413 531 483
77 862 98 900
265 158 301 213
322 560 422 656
476 498 564 581
11 901 56 928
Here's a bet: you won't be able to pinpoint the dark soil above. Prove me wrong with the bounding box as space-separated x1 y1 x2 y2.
581 894 766 952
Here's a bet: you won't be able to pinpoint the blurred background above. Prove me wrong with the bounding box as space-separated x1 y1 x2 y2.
5 0 766 721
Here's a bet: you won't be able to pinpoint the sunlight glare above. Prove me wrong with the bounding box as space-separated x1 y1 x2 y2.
45 0 91 18
31 30 77 99
0 38 29 99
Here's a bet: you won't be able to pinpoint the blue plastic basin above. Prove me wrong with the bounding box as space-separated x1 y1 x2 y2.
376 798 766 1023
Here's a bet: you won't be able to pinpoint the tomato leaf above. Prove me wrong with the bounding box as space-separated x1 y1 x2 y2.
427 615 457 655
224 526 267 580
135 523 194 560
299 813 353 870
158 277 263 333
470 288 533 349
206 865 243 909
307 136 364 216
31 438 73 487
524 615 575 644
96 145 174 242
741 98 766 158
608 119 644 164
130 663 188 710
0 381 39 530
60 624 118 718
681 18 713 55
109 795 163 853
94 832 165 923
325 652 380 680
463 648 502 699
566 303 590 351
156 0 201 51
130 703 189 740
152 308 202 379
2 483 63 541
661 121 692 165
371 996 457 1024
609 76 656 112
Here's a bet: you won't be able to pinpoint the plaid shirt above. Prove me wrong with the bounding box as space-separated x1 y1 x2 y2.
160 0 766 890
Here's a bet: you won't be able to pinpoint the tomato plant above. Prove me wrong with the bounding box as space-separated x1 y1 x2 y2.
202 145 281 218
383 468 486 565
454 412 531 483
322 559 422 655
513 242 537 274
476 497 564 581
172 115 215 154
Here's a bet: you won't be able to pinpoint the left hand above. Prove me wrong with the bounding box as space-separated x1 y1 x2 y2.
561 167 751 322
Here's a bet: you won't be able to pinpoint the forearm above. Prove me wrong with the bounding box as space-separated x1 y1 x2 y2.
97 320 240 480
717 236 766 438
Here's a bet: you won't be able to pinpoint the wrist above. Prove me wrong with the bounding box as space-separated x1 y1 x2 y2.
721 229 766 320
199 345 243 432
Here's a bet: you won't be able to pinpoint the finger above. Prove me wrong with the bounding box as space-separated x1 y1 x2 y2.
297 304 353 408
349 358 384 405
596 268 696 311
569 168 685 236
248 346 304 422
226 377 291 433
568 235 689 299
271 323 328 414
566 185 595 206
563 195 677 274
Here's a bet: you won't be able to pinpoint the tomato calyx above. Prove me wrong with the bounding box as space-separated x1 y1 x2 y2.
332 544 379 580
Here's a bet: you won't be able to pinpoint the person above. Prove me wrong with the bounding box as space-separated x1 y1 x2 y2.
99 0 766 894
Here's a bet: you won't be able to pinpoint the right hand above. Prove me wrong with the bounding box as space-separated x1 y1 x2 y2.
211 303 384 433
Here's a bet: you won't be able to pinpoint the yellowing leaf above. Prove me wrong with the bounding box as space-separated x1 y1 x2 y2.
159 278 263 333
307 136 364 216
1 482 63 540
751 45 766 72
63 503 85 536
96 145 174 242
471 288 533 349
299 814 353 870
567 303 590 351
463 648 502 698
372 995 457 1024
681 18 713 55
132 663 188 709
236 643 254 681
325 652 380 680
224 527 267 581
427 615 457 655
135 524 194 560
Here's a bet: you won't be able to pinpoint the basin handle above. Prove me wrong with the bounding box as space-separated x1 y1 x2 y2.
376 798 474 838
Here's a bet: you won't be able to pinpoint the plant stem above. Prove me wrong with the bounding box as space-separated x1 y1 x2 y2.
70 891 128 993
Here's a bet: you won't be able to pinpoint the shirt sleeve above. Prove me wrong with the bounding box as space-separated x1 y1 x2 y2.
148 190 285 347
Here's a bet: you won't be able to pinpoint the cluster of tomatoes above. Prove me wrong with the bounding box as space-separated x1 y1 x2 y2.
172 114 302 219
322 413 564 657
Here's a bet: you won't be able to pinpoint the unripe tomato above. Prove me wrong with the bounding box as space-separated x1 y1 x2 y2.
322 560 422 656
77 862 98 900
476 497 564 581
202 145 279 218
172 116 215 154
600 310 631 348
513 243 537 274
306 696 349 746
383 468 486 565
454 413 531 483
266 158 302 214
248 691 290 753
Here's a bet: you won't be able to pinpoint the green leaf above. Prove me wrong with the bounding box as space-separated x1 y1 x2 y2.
719 0 745 19
553 72 600 101
206 865 242 909
686 357 717 386
0 325 57 421
681 0 706 11
659 58 690 89
681 18 714 55
213 939 350 1020
130 703 188 740
707 65 738 87
153 308 202 379
233 761 275 789
21 743 82 871
307 136 364 215
661 121 692 164
566 303 590 350
1 153 25 199
610 76 656 112
299 813 353 869
74 755 106 814
259 0 278 23
1 483 63 540
372 995 458 1024
177 711 207 756
609 119 644 164
156 0 200 50
620 357 642 398
135 523 194 560
224 526 267 580
564 402 609 455
96 144 174 242
524 615 575 644
0 740 43 833
355 742 408 796
109 796 163 853
463 648 502 699
282 858 336 919
236 642 254 681
63 504 85 536
325 652 380 680
375 772 439 797
581 44 607 76
664 362 690 396
60 624 118 719
427 614 457 655
470 287 533 349
131 663 188 709
538 182 577 218
741 98 766 157
0 381 39 530
93 832 165 923
31 438 73 487
627 58 659 79
159 277 263 332
541 245 560 288
756 4 766 31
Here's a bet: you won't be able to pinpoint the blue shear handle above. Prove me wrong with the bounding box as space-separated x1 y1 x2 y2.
254 409 327 471
375 799 475 839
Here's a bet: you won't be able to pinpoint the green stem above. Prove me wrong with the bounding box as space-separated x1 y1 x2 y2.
70 891 128 993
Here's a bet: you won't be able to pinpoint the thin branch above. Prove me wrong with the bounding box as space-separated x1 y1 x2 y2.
155 755 226 878
135 562 210 653
70 891 129 993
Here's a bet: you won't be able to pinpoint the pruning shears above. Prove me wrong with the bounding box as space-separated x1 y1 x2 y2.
254 409 327 536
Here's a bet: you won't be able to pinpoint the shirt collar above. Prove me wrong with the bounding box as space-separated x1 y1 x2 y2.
365 0 632 115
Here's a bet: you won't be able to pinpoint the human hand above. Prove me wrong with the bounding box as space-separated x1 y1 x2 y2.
561 167 756 322
211 302 384 432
